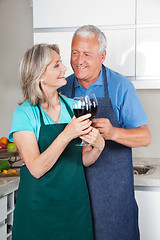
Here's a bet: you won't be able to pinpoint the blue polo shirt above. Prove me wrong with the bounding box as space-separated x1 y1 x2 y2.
74 70 105 97
59 66 148 129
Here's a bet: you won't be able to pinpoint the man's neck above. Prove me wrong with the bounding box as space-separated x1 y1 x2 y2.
77 79 92 89
77 73 101 90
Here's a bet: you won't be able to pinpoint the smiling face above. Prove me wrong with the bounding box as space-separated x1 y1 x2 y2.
71 35 106 87
41 50 67 89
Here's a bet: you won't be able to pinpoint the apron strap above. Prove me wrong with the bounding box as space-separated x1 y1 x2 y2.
102 64 109 98
71 79 75 98
59 94 74 118
37 105 45 126
37 94 74 127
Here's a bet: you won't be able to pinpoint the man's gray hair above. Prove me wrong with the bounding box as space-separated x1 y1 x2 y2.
72 25 107 53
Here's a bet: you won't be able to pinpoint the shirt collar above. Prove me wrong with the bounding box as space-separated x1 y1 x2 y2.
74 67 103 88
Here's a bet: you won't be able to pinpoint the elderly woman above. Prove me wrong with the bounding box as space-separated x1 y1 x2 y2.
9 44 105 240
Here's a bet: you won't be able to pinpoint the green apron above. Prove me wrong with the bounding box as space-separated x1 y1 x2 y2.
12 95 93 240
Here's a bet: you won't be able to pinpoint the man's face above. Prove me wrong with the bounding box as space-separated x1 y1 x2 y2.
71 35 106 84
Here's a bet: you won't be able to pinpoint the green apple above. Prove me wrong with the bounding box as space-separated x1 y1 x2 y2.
7 143 17 153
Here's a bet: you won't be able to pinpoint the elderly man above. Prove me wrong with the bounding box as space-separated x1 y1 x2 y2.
59 25 151 240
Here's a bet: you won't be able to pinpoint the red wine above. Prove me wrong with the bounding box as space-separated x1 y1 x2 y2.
73 108 89 118
91 105 98 117
73 105 97 118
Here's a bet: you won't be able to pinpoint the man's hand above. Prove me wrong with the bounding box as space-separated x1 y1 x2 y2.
92 118 115 140
92 118 152 148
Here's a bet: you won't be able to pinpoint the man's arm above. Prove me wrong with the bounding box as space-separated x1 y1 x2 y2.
92 118 152 148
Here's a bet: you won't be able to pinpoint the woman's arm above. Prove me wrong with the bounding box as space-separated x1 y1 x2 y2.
81 128 105 167
13 114 92 179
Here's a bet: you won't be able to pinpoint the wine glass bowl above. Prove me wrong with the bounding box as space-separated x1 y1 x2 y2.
72 96 89 118
87 93 98 118
72 94 98 146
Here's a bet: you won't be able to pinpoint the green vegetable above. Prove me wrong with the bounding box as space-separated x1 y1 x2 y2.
0 160 10 172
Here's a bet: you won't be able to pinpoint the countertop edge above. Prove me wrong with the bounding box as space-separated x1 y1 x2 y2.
0 177 20 198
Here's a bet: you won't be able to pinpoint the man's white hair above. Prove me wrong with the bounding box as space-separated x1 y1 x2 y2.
72 25 107 53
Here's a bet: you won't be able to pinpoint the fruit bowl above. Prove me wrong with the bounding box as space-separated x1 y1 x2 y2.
0 150 20 166
0 150 19 158
0 137 20 164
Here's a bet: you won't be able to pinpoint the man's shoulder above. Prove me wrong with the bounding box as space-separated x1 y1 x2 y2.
106 66 133 92
106 67 130 84
66 73 75 80
58 73 75 97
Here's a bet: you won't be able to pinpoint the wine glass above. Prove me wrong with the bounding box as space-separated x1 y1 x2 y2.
72 94 98 146
72 96 89 146
87 93 98 118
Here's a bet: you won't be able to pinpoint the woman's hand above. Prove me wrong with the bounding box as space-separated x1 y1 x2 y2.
81 127 105 167
63 114 93 141
80 127 105 151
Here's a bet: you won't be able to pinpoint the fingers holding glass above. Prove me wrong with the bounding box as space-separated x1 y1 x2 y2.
72 94 98 146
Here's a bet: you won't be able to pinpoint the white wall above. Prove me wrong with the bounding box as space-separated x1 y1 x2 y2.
133 90 160 158
0 0 33 137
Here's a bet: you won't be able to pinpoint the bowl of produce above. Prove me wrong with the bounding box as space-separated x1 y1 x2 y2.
0 137 17 153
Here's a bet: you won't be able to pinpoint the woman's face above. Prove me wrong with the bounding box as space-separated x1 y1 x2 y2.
41 50 67 89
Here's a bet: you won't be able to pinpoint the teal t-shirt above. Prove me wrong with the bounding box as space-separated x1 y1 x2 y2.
9 95 73 142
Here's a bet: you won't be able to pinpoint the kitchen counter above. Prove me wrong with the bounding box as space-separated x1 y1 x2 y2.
0 158 160 196
0 176 19 198
133 157 160 188
0 151 21 197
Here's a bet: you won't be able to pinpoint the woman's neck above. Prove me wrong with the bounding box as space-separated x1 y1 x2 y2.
40 90 60 110
40 91 61 123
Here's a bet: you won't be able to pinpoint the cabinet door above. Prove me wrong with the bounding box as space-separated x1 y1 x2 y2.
135 189 160 240
34 32 74 76
136 27 160 77
0 224 7 240
34 28 135 78
33 0 135 28
103 29 135 77
137 0 160 24
0 196 7 223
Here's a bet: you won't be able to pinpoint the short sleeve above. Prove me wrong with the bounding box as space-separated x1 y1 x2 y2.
8 106 34 142
120 82 148 128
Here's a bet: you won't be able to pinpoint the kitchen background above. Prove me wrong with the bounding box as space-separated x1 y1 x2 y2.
0 0 160 160
0 1 160 239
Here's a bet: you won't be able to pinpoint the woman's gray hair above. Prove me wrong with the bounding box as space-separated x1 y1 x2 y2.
19 43 60 105
72 25 107 53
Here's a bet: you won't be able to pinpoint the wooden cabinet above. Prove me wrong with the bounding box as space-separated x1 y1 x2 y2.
0 188 18 240
135 187 160 240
